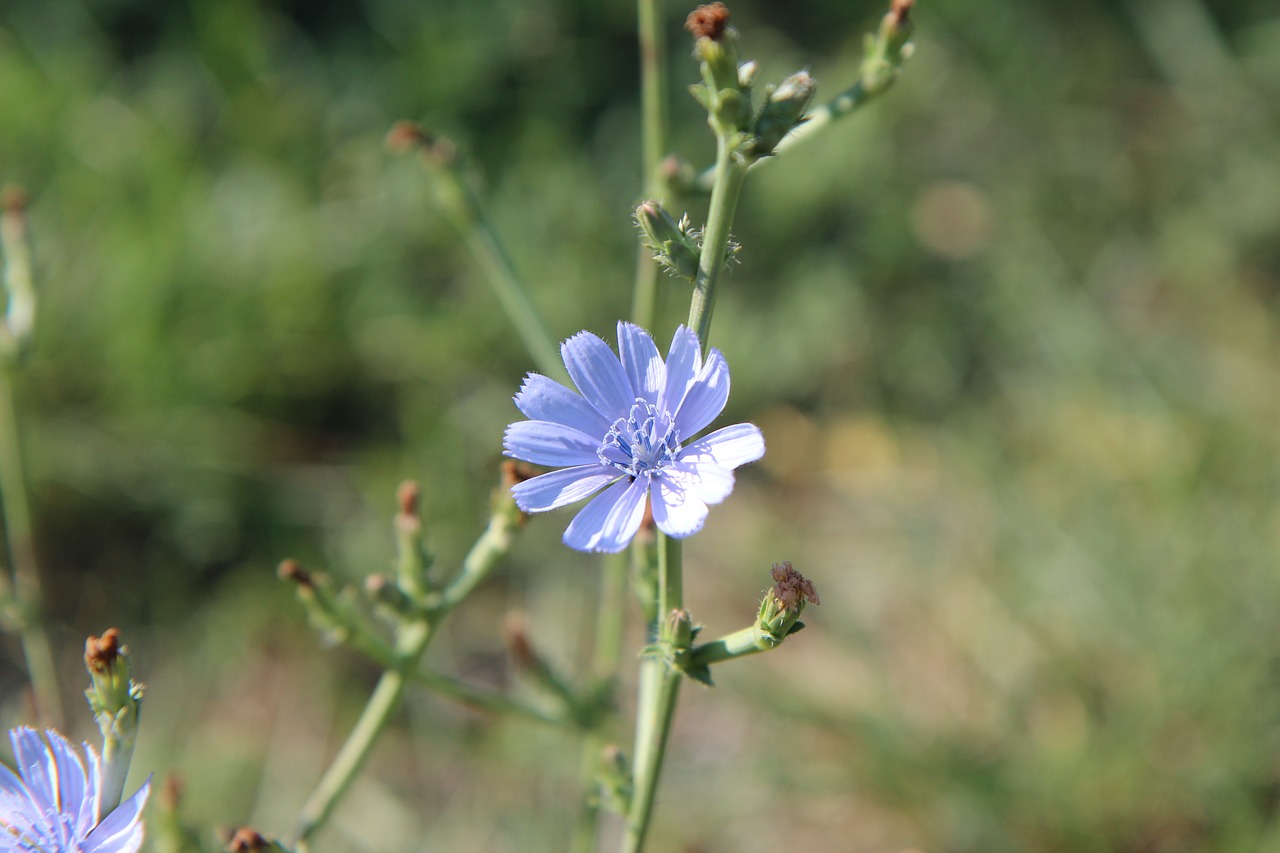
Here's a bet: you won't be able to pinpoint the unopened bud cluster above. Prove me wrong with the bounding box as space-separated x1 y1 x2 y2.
685 3 817 160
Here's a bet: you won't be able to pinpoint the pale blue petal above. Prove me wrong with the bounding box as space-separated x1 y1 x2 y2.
673 348 729 438
513 373 609 436
658 326 701 417
85 776 150 853
512 466 618 512
563 478 649 552
12 727 56 814
48 734 92 831
617 322 664 405
0 760 27 797
503 421 601 467
650 476 709 538
562 331 635 420
665 458 735 505
83 742 103 833
682 423 764 469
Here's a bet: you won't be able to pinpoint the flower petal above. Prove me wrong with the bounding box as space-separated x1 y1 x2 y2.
514 373 608 436
12 727 57 816
512 465 618 512
49 735 92 833
617 322 664 405
563 477 649 553
504 420 601 467
682 423 764 470
650 476 709 538
85 776 151 853
666 458 735 505
673 347 729 438
562 330 635 420
658 325 701 417
0 760 29 799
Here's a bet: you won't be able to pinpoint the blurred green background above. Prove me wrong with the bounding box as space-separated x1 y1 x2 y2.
2 0 1279 849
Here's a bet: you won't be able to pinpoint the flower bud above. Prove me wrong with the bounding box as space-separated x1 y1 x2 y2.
1 186 36 356
84 629 146 812
635 201 701 282
686 4 752 137
751 71 817 159
596 744 632 814
84 629 143 741
666 608 694 651
394 479 434 601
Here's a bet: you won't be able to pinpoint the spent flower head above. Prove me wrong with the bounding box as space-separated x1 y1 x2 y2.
756 561 820 644
0 727 150 853
503 322 764 553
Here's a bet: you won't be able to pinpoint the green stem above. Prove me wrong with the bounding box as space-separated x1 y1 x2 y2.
411 668 564 726
418 153 566 384
0 364 62 728
571 552 629 853
295 509 517 847
686 141 749 350
622 535 683 853
437 507 519 613
630 0 670 332
459 207 566 384
295 621 429 847
689 626 773 668
98 727 138 814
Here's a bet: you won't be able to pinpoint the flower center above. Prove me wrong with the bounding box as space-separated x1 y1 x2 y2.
598 398 682 479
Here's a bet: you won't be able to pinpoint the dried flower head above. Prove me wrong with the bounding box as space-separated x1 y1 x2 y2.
771 561 820 608
686 3 731 41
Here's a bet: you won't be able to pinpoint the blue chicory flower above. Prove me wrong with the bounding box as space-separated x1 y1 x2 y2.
504 322 765 552
0 727 150 853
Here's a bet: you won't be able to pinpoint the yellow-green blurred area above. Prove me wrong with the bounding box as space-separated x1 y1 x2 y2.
2 0 1279 849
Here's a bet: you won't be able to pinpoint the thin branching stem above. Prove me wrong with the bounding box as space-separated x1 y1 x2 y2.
0 363 62 728
294 507 518 847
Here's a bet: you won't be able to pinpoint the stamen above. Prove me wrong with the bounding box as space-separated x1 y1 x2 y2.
597 398 682 478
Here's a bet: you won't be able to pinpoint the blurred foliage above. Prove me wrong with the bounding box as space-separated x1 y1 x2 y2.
1 0 1279 850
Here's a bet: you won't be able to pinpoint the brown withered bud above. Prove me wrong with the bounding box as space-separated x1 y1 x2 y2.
277 559 314 589
397 480 420 518
225 827 271 852
2 186 27 216
501 459 537 490
84 629 122 675
386 121 458 167
889 0 914 28
162 774 184 811
685 3 731 41
770 561 820 608
385 121 432 153
639 500 655 537
503 611 539 672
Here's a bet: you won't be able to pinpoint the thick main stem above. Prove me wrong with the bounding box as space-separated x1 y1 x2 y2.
622 534 683 853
